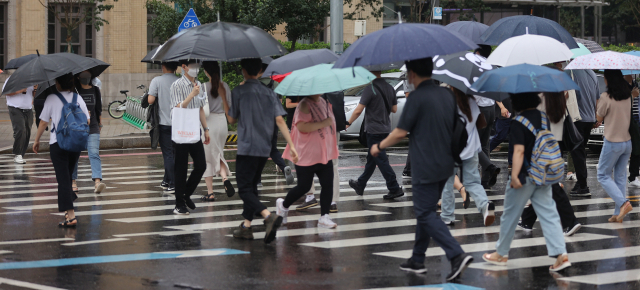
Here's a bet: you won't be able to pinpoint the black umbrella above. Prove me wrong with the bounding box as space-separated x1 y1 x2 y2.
431 51 509 101
4 54 38 70
481 15 579 49
33 54 110 99
263 49 339 76
445 21 489 44
141 47 161 63
151 21 287 62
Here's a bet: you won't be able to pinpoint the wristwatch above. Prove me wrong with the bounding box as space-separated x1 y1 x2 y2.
204 127 210 131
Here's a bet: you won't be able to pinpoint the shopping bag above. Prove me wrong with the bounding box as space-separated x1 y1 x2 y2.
172 107 201 144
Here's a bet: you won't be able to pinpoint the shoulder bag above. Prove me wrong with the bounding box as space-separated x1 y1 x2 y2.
562 109 584 151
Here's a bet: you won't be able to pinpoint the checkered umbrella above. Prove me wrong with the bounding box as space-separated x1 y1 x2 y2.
573 37 605 53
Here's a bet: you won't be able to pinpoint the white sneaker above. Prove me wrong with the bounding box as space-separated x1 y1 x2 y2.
566 173 576 181
14 155 25 164
275 198 289 224
630 178 640 188
318 214 337 229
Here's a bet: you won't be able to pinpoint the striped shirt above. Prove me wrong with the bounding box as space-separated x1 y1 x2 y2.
170 75 206 110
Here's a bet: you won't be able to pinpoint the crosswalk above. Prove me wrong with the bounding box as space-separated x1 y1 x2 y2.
0 149 639 289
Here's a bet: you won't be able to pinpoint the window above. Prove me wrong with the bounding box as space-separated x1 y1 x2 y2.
0 2 6 67
147 13 161 72
47 5 95 56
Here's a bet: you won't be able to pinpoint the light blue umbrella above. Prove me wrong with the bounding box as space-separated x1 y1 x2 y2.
571 43 591 59
274 64 376 96
622 51 640 75
470 64 580 94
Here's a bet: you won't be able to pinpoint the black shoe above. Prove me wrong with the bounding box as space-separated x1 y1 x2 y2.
296 197 319 210
446 253 473 281
564 223 582 237
173 206 189 215
399 258 427 274
443 220 455 226
570 186 591 197
224 180 235 197
232 222 254 240
383 187 404 200
487 165 501 187
263 212 283 244
185 196 196 210
402 172 411 179
330 204 338 213
349 179 364 196
164 187 175 195
161 182 169 190
517 221 533 232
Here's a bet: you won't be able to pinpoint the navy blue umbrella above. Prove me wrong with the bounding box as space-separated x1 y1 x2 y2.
469 64 580 94
333 23 477 69
445 21 489 44
263 49 338 76
481 15 579 49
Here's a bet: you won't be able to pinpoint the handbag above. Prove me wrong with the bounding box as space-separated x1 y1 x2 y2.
566 71 582 122
171 107 201 144
202 83 210 117
562 109 583 151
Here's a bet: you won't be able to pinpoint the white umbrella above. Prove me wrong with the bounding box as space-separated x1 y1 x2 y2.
565 50 640 70
486 34 573 67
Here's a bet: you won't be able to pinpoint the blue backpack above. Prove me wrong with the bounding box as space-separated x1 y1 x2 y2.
53 92 89 152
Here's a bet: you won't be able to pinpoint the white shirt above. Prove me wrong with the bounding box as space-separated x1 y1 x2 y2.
2 75 34 110
474 95 495 107
459 99 482 160
40 91 90 145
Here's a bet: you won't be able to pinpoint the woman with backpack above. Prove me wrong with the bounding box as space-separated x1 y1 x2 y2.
483 92 570 272
597 69 634 223
70 70 106 194
33 73 90 227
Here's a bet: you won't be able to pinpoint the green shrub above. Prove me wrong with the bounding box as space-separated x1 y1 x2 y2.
603 44 638 52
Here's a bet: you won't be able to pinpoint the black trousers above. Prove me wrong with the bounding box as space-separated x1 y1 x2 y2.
478 105 496 175
50 143 80 212
403 152 411 175
521 183 577 229
358 133 400 191
159 125 175 187
570 122 594 188
237 155 269 221
173 141 206 207
630 154 640 182
283 161 334 215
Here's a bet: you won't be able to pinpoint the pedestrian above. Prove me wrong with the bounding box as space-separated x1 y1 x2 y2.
490 99 514 167
147 62 180 194
370 57 473 280
566 69 600 197
170 60 209 215
33 73 90 227
275 93 339 228
625 75 640 187
440 86 495 227
2 73 34 164
200 61 234 201
597 69 634 223
226 58 297 244
70 70 106 194
483 92 570 272
347 70 404 200
401 71 412 179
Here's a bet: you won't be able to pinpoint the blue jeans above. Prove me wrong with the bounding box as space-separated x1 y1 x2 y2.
72 134 102 180
597 138 632 215
412 180 464 263
440 152 489 223
495 177 566 257
357 133 400 191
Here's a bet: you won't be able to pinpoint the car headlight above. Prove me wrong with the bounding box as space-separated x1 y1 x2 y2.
344 104 357 113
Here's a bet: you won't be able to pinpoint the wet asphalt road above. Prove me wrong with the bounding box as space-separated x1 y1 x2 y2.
0 140 638 290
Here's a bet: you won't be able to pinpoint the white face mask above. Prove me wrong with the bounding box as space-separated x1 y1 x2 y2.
185 65 199 78
405 73 415 92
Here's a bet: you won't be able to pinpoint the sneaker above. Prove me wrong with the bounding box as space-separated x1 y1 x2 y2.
275 198 289 224
563 223 582 236
160 182 169 190
383 187 405 200
185 196 196 210
94 182 106 194
232 222 254 240
164 187 175 195
483 165 501 188
173 206 189 215
566 173 577 181
569 186 591 197
296 197 318 210
402 172 411 179
483 201 496 226
330 203 338 213
517 221 533 232
283 166 294 185
446 253 473 281
630 178 640 188
13 155 25 164
263 212 283 244
399 258 426 274
318 214 337 229
276 165 283 173
257 182 263 187
443 220 455 226
349 179 364 196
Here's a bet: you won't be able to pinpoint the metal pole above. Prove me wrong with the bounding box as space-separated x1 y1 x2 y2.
598 6 603 44
330 0 344 54
593 6 597 42
581 6 584 39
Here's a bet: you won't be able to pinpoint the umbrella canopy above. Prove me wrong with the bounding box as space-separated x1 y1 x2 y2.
565 51 640 70
573 37 605 53
262 56 274 64
481 15 579 49
445 21 490 44
263 49 339 76
470 64 580 94
141 47 160 63
431 51 509 101
571 43 592 59
486 34 573 67
32 54 110 99
333 23 477 69
622 51 640 75
151 21 287 62
4 54 38 70
274 64 375 96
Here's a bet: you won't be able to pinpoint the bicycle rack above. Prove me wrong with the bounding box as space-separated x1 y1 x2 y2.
121 95 149 130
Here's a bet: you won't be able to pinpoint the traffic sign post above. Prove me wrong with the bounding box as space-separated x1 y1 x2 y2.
433 7 443 20
179 8 201 32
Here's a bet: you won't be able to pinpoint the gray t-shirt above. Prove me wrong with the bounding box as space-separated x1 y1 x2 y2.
359 78 397 134
566 69 599 123
397 80 456 184
229 79 287 157
149 73 179 126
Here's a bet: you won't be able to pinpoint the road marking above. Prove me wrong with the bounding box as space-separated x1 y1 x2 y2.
0 187 95 197
583 219 640 229
0 166 154 176
61 238 129 246
558 268 640 286
0 238 74 246
0 277 66 290
52 200 252 216
259 185 413 198
247 219 417 239
0 190 156 204
4 196 176 211
0 251 12 255
363 284 484 290
113 231 203 238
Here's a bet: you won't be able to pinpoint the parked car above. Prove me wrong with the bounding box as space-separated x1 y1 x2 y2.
587 73 607 152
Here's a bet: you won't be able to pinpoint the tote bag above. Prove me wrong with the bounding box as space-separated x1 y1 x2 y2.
202 83 210 117
562 110 584 151
172 107 201 144
566 71 582 122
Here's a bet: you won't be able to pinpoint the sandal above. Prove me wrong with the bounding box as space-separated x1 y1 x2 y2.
549 254 571 272
482 252 508 266
608 216 619 223
224 179 235 197
201 193 216 201
616 201 633 222
460 186 470 209
59 218 77 228
64 211 68 219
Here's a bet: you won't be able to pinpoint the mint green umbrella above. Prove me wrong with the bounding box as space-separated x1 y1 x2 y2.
571 43 591 59
274 64 376 96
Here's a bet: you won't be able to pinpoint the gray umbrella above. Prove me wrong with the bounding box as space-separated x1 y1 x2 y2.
573 37 605 53
141 47 160 63
263 49 338 76
151 21 287 62
481 15 579 49
445 21 490 44
4 54 38 70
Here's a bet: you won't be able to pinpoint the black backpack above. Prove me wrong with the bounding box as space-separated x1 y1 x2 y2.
322 91 346 132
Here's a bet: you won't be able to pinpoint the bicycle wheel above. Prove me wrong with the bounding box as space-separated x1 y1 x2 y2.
108 101 125 119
